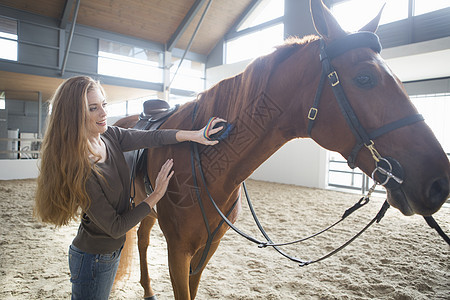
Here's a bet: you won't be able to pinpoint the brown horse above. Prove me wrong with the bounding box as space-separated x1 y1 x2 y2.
115 0 450 299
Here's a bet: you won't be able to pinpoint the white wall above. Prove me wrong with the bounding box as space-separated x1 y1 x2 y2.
250 139 328 189
206 63 329 189
381 37 450 82
0 159 40 180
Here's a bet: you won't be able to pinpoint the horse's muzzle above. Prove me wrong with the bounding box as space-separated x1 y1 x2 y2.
425 177 449 214
388 176 449 216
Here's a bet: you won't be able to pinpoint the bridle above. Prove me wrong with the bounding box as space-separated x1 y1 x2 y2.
307 31 448 246
307 31 424 178
187 32 449 273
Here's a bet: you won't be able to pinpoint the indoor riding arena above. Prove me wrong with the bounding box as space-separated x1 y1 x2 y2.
0 1 449 300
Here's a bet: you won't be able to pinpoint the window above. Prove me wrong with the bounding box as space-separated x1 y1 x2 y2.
414 0 450 16
168 94 194 106
106 101 127 117
127 97 149 115
170 58 205 92
0 17 18 61
98 40 163 82
225 0 285 64
0 91 5 110
411 93 450 153
106 96 161 117
331 0 408 32
226 23 284 64
237 0 284 31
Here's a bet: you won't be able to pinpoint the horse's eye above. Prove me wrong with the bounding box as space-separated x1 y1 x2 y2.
354 74 376 89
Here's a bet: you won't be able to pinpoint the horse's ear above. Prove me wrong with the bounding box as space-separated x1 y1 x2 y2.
310 0 346 40
359 3 385 33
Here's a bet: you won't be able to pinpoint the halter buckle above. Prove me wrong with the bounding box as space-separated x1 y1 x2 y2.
328 71 339 86
308 108 318 120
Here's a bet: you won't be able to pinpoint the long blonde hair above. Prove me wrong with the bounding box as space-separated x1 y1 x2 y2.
34 76 105 226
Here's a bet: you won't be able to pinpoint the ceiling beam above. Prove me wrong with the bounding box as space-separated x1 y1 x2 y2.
166 0 207 51
59 0 76 29
168 0 213 91
60 0 81 75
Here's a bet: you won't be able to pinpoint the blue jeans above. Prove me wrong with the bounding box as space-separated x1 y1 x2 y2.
68 244 123 300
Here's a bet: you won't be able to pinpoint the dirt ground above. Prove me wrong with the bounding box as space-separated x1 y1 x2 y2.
0 179 448 299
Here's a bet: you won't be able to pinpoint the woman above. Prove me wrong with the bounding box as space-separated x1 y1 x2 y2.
34 76 224 299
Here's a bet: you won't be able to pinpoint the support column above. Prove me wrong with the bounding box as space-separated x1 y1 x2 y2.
162 50 172 101
60 0 81 76
284 0 317 39
37 91 42 138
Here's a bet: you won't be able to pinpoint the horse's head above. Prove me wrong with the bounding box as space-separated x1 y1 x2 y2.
306 0 449 216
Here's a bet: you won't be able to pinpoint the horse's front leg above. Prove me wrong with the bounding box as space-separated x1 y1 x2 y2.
167 242 193 300
166 239 223 299
188 240 222 299
138 215 157 299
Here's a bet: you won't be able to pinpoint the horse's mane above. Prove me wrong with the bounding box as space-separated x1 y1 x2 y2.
191 35 319 126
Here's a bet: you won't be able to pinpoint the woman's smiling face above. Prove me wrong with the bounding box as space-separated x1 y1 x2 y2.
86 87 108 137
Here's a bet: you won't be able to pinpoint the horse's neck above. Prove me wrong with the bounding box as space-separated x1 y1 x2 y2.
191 40 319 189
195 93 297 190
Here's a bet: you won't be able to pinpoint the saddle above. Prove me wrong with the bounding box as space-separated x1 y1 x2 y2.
134 99 179 130
125 99 179 202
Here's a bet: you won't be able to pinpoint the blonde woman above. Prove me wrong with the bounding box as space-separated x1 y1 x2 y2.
34 76 224 300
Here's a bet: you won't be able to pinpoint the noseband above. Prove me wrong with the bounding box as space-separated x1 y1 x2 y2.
307 32 424 187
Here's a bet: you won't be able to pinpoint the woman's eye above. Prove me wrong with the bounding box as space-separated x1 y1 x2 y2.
354 74 376 89
89 106 97 112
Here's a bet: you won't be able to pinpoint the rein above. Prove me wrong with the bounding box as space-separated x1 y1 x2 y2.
186 31 449 272
191 139 391 266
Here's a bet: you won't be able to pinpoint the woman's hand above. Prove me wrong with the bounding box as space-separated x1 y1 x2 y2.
175 117 228 145
143 159 174 207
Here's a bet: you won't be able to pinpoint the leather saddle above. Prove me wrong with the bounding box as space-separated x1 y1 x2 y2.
125 99 179 201
135 99 179 130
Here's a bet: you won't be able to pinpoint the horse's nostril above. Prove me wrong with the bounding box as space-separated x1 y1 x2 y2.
427 178 450 208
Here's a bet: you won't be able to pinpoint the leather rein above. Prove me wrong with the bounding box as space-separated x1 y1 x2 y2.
187 32 449 272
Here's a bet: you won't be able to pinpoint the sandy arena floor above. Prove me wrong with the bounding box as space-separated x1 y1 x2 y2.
0 179 448 299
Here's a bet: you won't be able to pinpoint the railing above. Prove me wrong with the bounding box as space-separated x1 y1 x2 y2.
328 158 384 195
328 154 450 204
0 137 42 159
